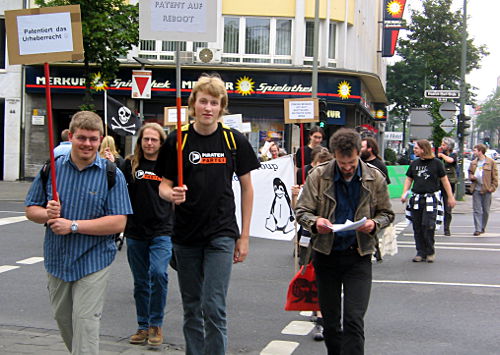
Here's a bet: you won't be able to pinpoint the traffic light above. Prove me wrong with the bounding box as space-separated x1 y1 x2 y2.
318 99 327 128
457 113 471 137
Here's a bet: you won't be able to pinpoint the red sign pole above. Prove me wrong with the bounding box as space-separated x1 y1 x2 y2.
300 123 305 185
175 43 183 187
44 62 58 201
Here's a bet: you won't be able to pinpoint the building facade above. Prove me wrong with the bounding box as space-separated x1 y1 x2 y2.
3 0 389 180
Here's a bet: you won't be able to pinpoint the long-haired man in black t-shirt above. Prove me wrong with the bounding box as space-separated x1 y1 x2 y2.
123 123 173 346
157 74 260 355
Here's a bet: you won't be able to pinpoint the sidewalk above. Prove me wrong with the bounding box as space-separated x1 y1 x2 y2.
0 325 184 355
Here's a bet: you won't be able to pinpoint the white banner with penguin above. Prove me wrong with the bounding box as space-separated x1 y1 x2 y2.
233 155 296 241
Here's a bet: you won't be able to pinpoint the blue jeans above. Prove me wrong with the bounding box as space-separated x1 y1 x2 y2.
174 237 235 355
126 236 172 330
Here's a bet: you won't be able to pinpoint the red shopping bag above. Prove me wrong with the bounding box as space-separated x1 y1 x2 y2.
284 262 320 311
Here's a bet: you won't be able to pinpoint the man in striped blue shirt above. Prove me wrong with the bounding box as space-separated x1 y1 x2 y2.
25 111 132 355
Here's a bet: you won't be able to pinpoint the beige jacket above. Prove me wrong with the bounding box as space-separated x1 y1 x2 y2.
468 156 498 194
295 159 394 256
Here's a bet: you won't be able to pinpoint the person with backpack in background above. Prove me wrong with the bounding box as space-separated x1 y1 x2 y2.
24 111 132 355
156 74 260 355
122 123 173 347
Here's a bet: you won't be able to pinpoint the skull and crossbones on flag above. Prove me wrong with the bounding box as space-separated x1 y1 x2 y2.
107 95 141 136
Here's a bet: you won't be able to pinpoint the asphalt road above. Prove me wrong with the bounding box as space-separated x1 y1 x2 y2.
1 190 500 354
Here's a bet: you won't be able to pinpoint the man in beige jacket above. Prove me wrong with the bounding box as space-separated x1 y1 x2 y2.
296 128 394 355
469 144 498 236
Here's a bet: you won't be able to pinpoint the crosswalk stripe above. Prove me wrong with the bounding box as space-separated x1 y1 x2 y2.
398 245 500 252
17 257 44 265
0 265 20 273
260 340 299 355
374 279 500 288
281 321 315 336
0 216 27 226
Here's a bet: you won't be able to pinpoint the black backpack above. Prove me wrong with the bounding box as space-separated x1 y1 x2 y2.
39 157 124 250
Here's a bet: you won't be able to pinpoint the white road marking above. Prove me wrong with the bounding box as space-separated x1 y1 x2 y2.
0 265 20 273
398 241 500 247
374 279 500 289
299 311 313 317
0 216 28 226
0 210 25 214
17 257 44 265
402 233 500 238
260 340 299 355
281 321 315 336
397 244 500 252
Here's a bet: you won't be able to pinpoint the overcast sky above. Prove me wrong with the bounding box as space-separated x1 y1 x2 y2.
403 0 498 103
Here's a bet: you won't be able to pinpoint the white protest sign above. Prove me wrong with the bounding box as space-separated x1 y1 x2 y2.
284 98 319 124
5 5 84 65
164 106 188 126
223 114 243 131
140 0 217 42
233 155 296 241
17 12 73 55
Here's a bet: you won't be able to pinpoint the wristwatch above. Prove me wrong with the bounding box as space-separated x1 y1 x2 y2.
70 220 79 233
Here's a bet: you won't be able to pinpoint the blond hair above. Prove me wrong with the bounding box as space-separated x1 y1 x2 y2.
187 74 228 119
69 111 104 135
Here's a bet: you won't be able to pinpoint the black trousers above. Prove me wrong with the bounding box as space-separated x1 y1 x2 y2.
313 250 372 355
411 199 436 257
442 183 456 233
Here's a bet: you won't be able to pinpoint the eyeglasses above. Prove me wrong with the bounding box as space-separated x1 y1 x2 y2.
74 135 100 143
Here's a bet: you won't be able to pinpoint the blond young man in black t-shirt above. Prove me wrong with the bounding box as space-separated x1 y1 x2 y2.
157 74 260 355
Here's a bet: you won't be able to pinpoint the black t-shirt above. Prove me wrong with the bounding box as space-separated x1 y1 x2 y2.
295 145 313 168
124 158 174 240
155 123 260 245
406 158 446 194
365 157 391 184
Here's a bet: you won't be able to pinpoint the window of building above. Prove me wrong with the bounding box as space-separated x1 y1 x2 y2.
222 16 292 65
328 23 336 59
0 18 5 69
304 21 314 58
245 18 270 55
224 17 239 54
276 19 292 55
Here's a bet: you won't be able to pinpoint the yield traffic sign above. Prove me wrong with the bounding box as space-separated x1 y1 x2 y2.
440 118 455 133
439 102 458 119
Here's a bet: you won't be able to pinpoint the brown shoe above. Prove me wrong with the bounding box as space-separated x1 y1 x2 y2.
129 329 148 344
473 231 481 236
426 254 435 263
148 326 163 346
412 256 425 262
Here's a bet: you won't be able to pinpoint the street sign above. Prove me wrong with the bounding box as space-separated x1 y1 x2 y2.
424 90 460 99
439 102 458 119
439 118 455 133
385 131 403 141
131 70 152 99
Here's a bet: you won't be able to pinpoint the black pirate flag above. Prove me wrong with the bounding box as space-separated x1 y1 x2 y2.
107 95 141 136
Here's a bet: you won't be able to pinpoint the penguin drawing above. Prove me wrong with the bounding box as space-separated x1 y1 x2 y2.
265 177 295 234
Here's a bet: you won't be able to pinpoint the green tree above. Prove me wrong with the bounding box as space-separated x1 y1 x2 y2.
35 0 139 110
476 89 500 148
386 0 488 148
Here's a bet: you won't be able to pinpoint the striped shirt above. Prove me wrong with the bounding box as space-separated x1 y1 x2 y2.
25 153 132 282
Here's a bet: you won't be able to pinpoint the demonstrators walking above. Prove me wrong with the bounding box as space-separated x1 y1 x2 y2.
360 137 391 185
123 123 173 346
24 111 132 355
296 128 394 355
437 137 458 236
401 139 456 263
156 74 260 355
468 144 498 236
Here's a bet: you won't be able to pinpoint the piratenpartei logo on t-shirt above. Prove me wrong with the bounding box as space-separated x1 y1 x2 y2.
135 169 161 181
189 151 227 165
